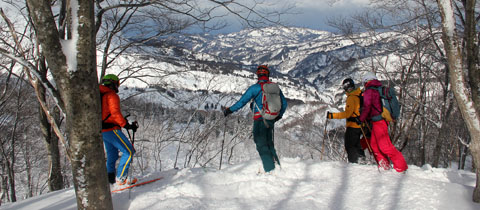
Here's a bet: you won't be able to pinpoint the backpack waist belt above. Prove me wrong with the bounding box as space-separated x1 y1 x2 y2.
371 114 383 122
346 117 359 122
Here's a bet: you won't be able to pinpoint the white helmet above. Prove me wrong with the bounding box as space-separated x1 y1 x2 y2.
363 72 377 84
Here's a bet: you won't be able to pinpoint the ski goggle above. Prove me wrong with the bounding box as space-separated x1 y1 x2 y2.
256 65 269 75
342 82 353 91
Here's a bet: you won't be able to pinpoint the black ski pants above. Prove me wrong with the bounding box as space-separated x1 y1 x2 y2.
345 127 366 163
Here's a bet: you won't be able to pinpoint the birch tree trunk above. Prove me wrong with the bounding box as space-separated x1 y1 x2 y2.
26 0 113 209
436 0 480 203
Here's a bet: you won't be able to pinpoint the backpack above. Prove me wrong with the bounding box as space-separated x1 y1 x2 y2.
253 82 282 120
369 85 401 122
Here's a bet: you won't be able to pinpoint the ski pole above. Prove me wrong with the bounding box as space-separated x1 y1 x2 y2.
359 124 373 155
126 129 132 143
132 130 135 145
321 118 328 160
219 116 226 170
131 121 138 146
359 123 379 170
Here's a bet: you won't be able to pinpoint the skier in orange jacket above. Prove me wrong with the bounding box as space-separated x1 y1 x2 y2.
100 74 138 185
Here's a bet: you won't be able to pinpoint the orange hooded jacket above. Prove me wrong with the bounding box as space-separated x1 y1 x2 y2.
100 85 127 132
331 87 362 129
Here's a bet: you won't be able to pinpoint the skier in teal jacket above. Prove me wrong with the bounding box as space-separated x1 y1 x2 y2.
224 65 288 173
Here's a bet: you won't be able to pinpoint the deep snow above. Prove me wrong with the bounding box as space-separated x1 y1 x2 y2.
1 158 479 210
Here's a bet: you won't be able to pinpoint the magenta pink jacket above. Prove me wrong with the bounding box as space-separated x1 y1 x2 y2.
359 80 383 122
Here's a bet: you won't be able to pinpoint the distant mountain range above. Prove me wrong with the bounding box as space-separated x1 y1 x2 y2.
128 26 404 106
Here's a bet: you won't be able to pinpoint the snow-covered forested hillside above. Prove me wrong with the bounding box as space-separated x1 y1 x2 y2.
113 24 470 176
0 24 473 203
0 24 473 206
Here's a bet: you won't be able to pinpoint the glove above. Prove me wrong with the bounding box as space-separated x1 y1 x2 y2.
223 107 233 117
131 121 139 132
274 116 282 122
326 111 333 119
124 121 139 132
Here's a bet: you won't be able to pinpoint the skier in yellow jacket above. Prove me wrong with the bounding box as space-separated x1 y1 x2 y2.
327 78 366 163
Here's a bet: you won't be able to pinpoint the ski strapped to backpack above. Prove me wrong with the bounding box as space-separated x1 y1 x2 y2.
252 82 282 125
369 85 401 122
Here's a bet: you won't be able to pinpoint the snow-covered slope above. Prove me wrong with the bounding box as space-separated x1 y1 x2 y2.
2 158 479 210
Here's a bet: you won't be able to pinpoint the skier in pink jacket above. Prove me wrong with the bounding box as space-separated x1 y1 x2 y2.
359 72 408 173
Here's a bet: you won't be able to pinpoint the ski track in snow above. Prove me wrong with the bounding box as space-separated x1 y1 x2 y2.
2 158 479 210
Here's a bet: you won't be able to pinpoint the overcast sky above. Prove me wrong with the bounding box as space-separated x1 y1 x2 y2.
285 0 370 31
198 0 371 34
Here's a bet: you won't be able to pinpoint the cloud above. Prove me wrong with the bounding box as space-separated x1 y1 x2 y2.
294 0 370 11
191 0 371 34
278 0 370 32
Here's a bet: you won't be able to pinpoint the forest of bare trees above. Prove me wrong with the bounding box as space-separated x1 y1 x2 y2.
0 0 292 209
326 0 480 201
0 0 479 208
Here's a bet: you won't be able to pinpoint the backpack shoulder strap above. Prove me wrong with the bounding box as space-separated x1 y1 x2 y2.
100 92 111 122
383 86 394 99
254 82 265 101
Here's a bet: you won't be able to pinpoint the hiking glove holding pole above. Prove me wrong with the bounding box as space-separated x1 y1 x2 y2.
124 121 139 132
223 107 233 117
326 111 333 119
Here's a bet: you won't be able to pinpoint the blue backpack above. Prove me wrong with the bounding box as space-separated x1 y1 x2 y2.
370 86 401 121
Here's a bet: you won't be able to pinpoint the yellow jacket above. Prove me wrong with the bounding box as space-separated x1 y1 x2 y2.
331 87 361 128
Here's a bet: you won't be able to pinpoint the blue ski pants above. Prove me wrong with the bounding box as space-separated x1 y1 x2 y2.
102 129 135 179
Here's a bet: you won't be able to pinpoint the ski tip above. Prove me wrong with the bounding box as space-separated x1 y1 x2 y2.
111 177 163 193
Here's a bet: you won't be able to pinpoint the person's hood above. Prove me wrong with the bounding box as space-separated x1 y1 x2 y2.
364 79 382 88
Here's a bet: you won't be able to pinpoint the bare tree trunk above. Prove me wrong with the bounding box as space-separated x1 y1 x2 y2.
6 92 21 202
26 0 113 209
23 137 32 198
37 57 64 191
40 105 64 191
0 169 6 205
459 137 470 170
432 100 454 167
436 0 480 202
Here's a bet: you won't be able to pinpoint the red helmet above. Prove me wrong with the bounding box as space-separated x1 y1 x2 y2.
256 65 269 77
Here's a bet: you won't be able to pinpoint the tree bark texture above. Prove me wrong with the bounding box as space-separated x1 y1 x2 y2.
26 0 113 209
436 0 480 203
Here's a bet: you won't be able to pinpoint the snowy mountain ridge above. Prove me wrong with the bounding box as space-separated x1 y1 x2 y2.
117 26 407 114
